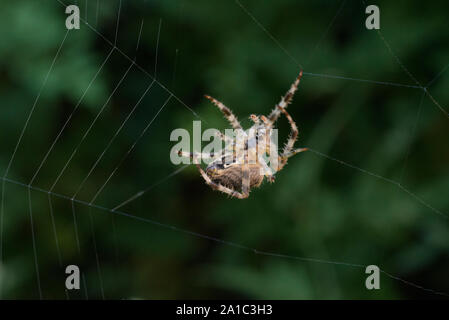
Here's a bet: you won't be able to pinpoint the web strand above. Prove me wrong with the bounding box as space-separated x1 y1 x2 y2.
95 0 100 27
114 0 122 46
399 91 425 184
27 188 43 299
1 175 447 297
89 94 173 205
303 72 421 89
233 0 424 91
234 0 303 69
307 148 448 220
3 29 70 179
427 61 449 87
135 19 145 56
304 0 347 67
423 88 449 119
375 31 449 119
9 0 445 299
113 164 189 211
71 80 156 199
1 29 69 299
29 48 115 187
154 19 162 78
63 0 447 97
361 0 449 120
84 0 88 24
47 195 62 267
230 0 447 221
88 207 105 300
72 5 206 122
49 60 133 193
71 201 81 253
47 194 70 297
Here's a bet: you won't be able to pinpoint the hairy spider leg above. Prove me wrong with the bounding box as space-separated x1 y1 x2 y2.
241 136 251 197
248 125 276 181
214 131 235 156
260 115 270 126
204 95 242 130
267 70 303 125
178 151 220 162
258 155 276 182
195 164 249 199
277 106 307 171
282 148 308 159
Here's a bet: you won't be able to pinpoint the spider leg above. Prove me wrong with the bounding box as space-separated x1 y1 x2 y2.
214 131 235 153
277 106 306 171
204 95 242 130
260 115 270 126
277 147 308 171
241 146 251 197
178 151 217 160
195 164 248 199
258 156 276 183
257 116 273 156
248 119 275 177
282 148 308 159
178 151 219 165
249 114 260 125
214 130 227 142
278 106 298 154
267 70 303 125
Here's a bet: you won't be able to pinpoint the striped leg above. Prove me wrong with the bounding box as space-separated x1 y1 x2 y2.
282 148 308 159
205 95 242 129
268 70 303 124
195 164 248 199
278 148 308 171
178 151 217 161
260 115 270 126
241 146 251 197
279 106 298 155
277 106 304 170
259 156 276 182
253 119 275 170
214 131 234 149
214 130 237 164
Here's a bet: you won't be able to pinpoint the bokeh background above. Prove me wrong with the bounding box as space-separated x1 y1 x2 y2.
0 0 448 299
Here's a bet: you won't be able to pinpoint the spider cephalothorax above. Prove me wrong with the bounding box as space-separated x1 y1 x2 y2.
179 70 307 199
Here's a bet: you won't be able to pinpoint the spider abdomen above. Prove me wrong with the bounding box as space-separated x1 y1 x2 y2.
207 164 264 191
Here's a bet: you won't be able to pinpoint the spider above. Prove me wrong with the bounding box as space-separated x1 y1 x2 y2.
179 70 307 199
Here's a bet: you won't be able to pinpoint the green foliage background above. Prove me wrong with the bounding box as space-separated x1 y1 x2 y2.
0 0 448 299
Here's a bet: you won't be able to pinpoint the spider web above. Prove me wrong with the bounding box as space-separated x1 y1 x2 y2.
0 0 448 299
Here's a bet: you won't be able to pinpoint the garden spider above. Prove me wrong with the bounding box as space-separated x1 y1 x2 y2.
179 71 307 199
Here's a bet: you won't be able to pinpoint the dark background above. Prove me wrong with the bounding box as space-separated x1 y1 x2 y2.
0 0 448 299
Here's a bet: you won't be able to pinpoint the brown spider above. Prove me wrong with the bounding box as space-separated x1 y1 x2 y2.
179 70 307 199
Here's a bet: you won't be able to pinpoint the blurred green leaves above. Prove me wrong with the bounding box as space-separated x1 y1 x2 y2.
0 0 448 299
